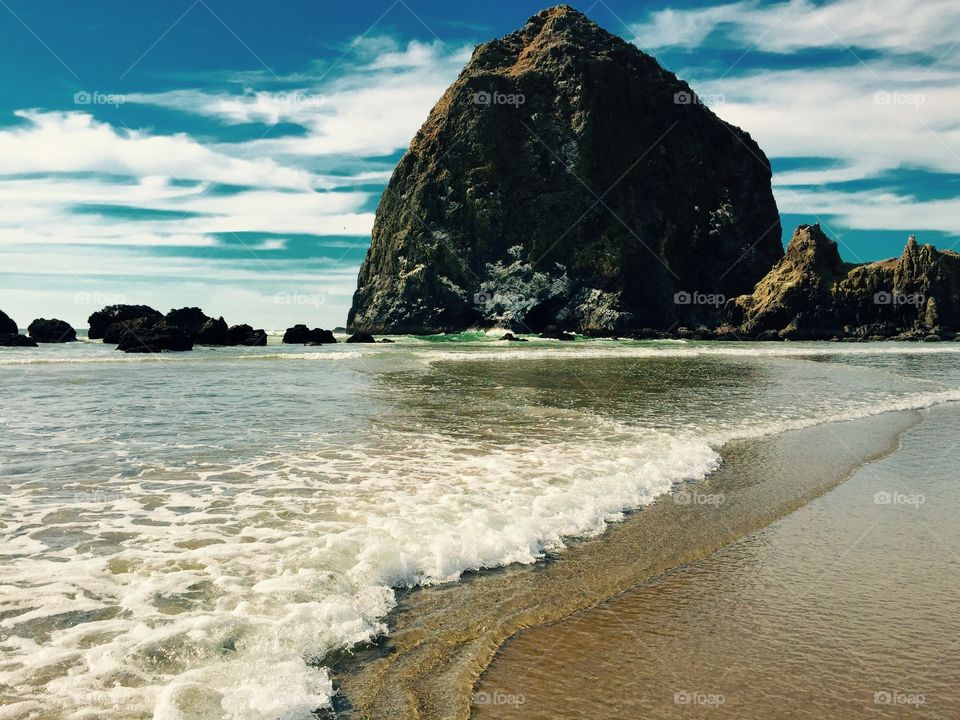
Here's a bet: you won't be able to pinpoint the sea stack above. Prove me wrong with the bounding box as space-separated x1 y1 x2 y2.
348 5 782 335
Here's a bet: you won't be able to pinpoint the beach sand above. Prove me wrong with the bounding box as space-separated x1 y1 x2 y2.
332 409 924 719
474 403 960 719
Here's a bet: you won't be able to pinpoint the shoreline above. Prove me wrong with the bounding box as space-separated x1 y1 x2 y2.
330 408 923 719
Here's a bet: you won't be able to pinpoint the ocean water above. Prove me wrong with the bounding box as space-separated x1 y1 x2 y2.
2 335 960 719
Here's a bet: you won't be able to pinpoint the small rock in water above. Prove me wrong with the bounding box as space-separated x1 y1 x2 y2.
499 333 528 342
539 326 576 341
116 321 193 353
282 325 337 344
28 318 77 343
346 331 377 344
0 333 37 347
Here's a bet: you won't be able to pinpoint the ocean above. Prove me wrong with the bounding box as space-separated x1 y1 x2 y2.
2 334 960 719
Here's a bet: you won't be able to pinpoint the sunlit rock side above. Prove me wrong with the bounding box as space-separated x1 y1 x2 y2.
728 224 960 340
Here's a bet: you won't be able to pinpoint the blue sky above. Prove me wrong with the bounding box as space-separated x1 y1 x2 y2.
0 0 957 329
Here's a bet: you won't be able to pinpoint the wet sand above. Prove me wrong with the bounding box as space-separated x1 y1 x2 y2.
475 404 960 719
331 409 922 719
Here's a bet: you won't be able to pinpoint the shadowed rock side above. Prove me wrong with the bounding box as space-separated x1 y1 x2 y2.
727 224 960 340
348 4 782 335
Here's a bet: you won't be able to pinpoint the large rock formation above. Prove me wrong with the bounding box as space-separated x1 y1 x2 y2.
728 225 960 340
28 318 77 343
348 4 782 334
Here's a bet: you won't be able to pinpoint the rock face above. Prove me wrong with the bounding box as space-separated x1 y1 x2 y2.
0 309 18 335
88 305 163 340
28 318 77 343
728 225 960 340
115 321 194 353
348 4 781 334
282 325 337 344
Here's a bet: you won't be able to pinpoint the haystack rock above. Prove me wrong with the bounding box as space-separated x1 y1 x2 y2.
348 5 782 335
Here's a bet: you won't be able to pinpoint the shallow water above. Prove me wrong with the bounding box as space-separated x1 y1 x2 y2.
2 335 960 719
476 403 960 720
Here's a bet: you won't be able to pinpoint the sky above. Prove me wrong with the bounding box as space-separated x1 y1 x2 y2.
0 0 957 330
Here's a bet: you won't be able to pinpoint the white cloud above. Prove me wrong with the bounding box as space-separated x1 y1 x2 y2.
128 39 471 158
696 63 960 184
0 111 314 189
632 0 960 56
0 176 375 246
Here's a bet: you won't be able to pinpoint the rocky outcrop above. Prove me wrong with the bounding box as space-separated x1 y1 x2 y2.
90 304 267 348
0 309 18 335
227 324 268 346
282 325 337 344
0 333 37 347
28 318 77 343
728 225 960 340
88 305 163 340
348 4 781 335
115 321 193 353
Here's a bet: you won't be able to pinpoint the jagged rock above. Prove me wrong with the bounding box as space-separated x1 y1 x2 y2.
348 5 782 335
346 331 377 344
730 227 960 339
0 309 18 335
499 332 528 342
282 325 337 344
116 321 193 353
227 324 267 346
28 318 77 343
0 333 37 347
